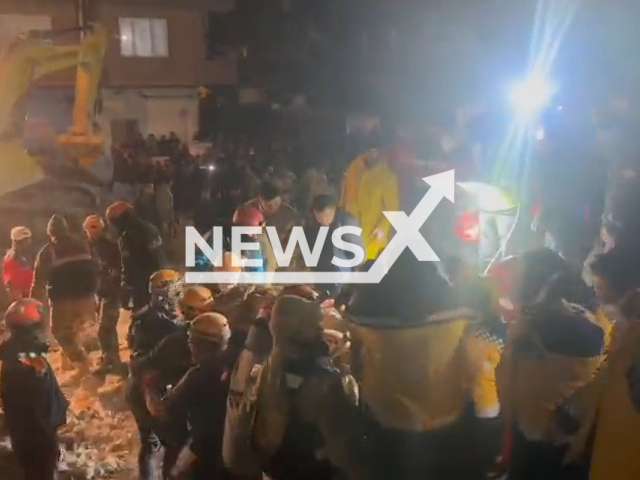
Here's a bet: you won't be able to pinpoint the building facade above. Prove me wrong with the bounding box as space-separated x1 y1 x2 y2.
0 0 238 144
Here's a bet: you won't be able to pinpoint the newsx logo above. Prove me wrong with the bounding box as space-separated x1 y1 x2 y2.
184 170 455 285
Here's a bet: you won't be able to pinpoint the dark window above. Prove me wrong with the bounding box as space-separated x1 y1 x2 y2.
204 12 237 59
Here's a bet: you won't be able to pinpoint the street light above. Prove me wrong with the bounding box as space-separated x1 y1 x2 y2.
507 72 556 123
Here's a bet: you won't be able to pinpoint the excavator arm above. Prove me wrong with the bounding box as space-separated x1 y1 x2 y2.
0 24 107 196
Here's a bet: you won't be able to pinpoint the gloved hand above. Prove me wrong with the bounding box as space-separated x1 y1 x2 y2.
119 286 133 310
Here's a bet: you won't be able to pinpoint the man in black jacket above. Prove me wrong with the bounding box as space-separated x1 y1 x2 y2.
31 214 99 376
84 214 124 372
106 201 165 311
305 194 364 297
126 269 182 480
150 312 232 479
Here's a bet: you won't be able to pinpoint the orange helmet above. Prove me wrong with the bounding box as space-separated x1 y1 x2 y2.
83 215 105 237
106 201 133 223
179 286 214 321
213 251 243 273
232 205 264 227
5 298 46 330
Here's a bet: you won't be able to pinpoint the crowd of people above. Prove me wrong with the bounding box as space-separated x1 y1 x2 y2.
2 117 640 480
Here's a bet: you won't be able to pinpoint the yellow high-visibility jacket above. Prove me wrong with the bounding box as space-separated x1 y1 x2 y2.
340 156 399 260
496 303 608 445
467 323 507 419
589 319 640 480
349 308 478 432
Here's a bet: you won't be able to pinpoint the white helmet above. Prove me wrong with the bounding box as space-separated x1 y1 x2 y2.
10 226 32 242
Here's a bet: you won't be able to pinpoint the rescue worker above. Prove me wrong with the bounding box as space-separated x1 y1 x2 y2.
247 180 297 248
347 249 479 479
340 144 399 261
304 194 363 297
106 201 165 311
252 295 366 480
0 298 68 480
496 252 607 480
133 285 213 476
149 312 233 479
83 215 124 373
3 226 35 301
31 214 99 375
127 269 183 480
449 268 507 474
134 286 214 432
579 245 640 480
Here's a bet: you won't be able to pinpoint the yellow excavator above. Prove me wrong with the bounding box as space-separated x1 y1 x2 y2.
0 24 109 236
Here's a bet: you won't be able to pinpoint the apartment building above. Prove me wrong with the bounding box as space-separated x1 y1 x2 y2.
0 0 238 144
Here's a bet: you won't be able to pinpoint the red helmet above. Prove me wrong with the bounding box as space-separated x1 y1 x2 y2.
105 201 133 223
485 255 521 323
455 210 480 243
5 298 46 330
232 205 264 227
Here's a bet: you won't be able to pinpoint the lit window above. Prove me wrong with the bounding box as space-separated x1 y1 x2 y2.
118 18 168 58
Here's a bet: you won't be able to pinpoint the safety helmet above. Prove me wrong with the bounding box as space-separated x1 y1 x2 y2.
149 269 181 293
179 286 214 321
83 215 105 237
189 312 231 344
232 205 264 227
10 226 32 242
105 201 133 224
5 298 46 330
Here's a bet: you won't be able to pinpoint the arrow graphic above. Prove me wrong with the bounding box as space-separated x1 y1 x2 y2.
185 170 455 285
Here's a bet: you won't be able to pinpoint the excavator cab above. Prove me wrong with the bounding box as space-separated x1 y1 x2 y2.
0 24 109 238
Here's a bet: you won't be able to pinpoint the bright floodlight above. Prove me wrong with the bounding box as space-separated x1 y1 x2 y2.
508 73 555 121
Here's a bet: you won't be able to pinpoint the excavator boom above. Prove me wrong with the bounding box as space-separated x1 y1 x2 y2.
0 24 107 196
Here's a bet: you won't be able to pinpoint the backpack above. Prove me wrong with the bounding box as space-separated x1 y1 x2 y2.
222 348 267 477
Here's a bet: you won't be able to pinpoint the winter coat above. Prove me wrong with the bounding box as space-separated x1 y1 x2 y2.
88 235 121 298
31 235 99 302
117 215 165 291
3 247 34 299
340 156 399 260
0 337 68 454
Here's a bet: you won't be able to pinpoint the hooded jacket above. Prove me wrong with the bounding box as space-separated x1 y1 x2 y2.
340 155 399 260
